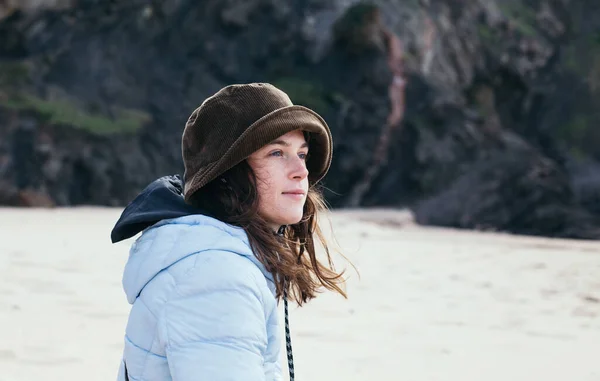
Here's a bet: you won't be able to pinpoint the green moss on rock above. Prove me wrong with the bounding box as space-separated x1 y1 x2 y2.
272 77 332 112
1 93 151 135
499 3 538 37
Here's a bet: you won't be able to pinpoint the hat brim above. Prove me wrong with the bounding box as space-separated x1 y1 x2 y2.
184 105 332 201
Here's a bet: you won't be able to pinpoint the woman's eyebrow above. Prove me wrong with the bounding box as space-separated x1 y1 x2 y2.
269 139 309 148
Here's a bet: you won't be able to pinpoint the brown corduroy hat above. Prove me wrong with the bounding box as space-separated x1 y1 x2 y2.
182 83 333 201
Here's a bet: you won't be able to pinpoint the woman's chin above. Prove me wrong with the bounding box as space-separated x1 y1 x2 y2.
279 213 304 227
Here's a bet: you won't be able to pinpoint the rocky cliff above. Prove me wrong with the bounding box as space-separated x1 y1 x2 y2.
1 0 599 239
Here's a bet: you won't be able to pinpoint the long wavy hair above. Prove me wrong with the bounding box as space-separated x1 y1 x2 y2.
187 159 348 305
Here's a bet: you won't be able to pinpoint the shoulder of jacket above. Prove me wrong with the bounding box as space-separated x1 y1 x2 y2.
169 249 268 299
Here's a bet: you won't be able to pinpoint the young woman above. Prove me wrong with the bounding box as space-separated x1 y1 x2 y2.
111 83 348 381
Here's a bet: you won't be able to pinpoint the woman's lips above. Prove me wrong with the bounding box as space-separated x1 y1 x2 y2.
282 191 305 200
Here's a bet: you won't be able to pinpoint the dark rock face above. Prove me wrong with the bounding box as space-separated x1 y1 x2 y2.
413 150 600 239
1 0 599 239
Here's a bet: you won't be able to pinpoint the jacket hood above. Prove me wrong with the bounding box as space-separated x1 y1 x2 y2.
110 175 202 243
121 213 273 304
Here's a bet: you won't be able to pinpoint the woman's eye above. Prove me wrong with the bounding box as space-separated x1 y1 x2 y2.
298 152 308 160
270 150 283 157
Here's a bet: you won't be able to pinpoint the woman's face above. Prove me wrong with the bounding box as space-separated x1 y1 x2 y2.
247 130 309 231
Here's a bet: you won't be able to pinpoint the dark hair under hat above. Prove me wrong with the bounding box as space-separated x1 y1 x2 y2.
182 83 333 201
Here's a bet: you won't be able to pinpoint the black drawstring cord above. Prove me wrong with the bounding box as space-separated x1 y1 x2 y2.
283 279 295 381
276 226 295 381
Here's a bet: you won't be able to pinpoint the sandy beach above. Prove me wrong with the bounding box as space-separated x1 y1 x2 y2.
1 207 599 381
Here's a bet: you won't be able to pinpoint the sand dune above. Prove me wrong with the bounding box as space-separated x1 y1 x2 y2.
1 207 599 381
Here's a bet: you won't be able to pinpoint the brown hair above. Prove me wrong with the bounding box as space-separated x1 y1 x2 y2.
187 160 348 305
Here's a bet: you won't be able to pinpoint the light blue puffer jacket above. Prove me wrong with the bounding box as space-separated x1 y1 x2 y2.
117 214 282 381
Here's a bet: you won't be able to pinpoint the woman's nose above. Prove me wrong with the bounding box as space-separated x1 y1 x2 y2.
290 157 309 179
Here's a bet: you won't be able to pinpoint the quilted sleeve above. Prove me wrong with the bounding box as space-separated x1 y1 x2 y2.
161 251 270 381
